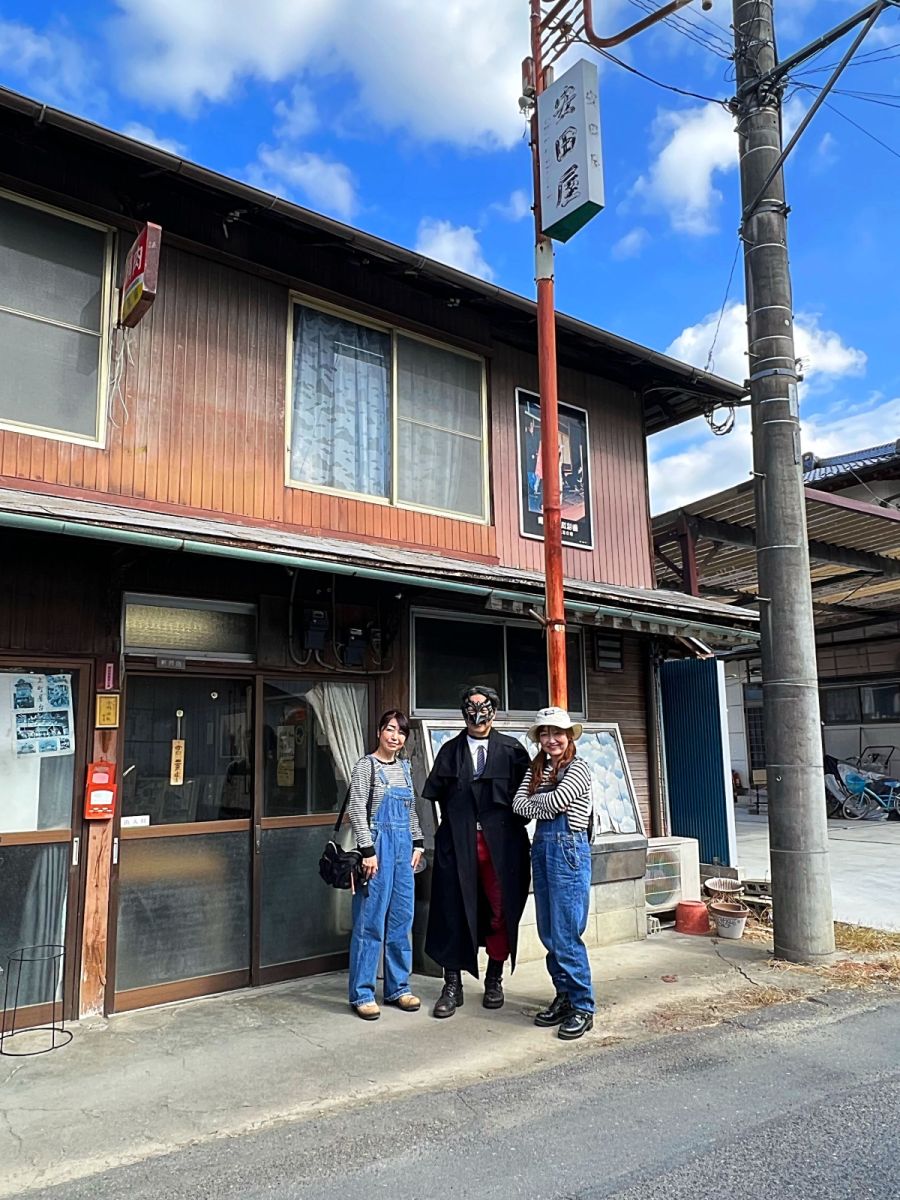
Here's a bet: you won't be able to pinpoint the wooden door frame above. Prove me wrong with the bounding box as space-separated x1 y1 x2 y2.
0 655 93 1028
106 665 371 1013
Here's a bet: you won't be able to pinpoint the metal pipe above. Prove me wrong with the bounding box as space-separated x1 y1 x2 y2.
582 0 697 50
531 0 568 708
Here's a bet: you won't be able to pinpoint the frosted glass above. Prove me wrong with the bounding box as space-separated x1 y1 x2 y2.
260 826 351 967
115 833 250 991
0 310 100 437
0 844 68 1008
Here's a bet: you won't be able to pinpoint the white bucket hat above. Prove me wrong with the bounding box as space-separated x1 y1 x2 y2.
526 706 583 744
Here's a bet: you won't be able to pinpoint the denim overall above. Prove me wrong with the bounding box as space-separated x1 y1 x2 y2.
531 811 595 1014
348 760 416 1007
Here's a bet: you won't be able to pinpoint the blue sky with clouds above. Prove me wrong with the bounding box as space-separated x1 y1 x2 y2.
1 0 898 512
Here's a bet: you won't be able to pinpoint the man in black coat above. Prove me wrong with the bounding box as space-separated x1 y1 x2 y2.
424 685 531 1017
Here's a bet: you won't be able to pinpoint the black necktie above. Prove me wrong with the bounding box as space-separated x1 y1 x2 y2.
475 743 486 778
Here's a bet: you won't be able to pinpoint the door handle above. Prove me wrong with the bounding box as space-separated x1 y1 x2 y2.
254 826 261 855
71 836 80 867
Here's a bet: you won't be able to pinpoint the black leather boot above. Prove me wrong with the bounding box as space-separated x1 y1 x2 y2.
482 958 505 1009
534 993 574 1027
432 970 464 1018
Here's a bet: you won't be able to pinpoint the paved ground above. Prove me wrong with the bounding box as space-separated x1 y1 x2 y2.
0 930 842 1198
17 990 900 1199
735 806 900 930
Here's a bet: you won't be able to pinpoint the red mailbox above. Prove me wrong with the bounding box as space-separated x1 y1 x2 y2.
84 761 117 820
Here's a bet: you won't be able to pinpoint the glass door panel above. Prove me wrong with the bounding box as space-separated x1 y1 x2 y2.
115 675 253 1006
0 666 82 1021
256 679 364 978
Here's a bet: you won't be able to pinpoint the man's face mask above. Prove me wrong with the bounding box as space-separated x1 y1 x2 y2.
463 697 495 729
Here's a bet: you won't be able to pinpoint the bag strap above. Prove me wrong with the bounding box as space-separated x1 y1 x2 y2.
332 756 376 834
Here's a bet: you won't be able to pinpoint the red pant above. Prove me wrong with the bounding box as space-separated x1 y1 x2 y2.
476 831 510 962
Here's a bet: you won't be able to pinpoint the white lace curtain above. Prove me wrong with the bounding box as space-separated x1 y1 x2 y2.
306 681 367 787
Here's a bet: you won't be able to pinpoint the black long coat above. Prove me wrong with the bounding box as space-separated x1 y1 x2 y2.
424 730 531 977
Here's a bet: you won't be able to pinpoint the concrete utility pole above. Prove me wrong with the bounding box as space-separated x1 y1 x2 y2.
731 0 835 962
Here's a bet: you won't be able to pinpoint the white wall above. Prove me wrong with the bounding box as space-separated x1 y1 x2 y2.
723 661 750 787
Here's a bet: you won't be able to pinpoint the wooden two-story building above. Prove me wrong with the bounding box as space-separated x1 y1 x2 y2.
0 86 756 1027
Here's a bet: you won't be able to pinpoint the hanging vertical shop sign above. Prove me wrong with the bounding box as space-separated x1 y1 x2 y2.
537 58 604 243
11 673 75 758
169 707 185 786
120 222 162 327
516 388 593 549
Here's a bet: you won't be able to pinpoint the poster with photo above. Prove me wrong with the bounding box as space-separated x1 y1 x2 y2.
516 388 593 549
10 673 74 758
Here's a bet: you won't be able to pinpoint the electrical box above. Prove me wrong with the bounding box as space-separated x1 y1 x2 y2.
344 627 367 667
302 609 329 650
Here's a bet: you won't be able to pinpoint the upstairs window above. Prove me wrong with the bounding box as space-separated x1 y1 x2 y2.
0 191 112 444
288 300 487 520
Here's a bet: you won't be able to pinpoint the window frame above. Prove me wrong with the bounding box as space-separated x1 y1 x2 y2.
0 186 115 448
285 293 490 523
409 607 586 719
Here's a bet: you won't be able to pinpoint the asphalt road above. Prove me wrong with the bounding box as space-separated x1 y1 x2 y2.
26 991 900 1200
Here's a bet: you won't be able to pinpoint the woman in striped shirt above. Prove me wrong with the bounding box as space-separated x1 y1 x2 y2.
513 707 595 1041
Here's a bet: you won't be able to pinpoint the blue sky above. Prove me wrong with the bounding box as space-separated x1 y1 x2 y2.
1 0 898 512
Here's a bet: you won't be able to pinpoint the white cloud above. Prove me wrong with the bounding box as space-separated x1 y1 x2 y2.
665 302 866 389
650 397 900 515
490 189 531 222
110 0 526 147
246 146 358 220
631 104 736 236
415 218 494 281
120 122 186 155
274 83 317 140
815 131 838 170
650 304 870 512
0 18 94 109
611 227 649 260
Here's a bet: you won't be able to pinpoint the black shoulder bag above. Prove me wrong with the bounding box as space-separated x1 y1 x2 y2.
318 758 376 892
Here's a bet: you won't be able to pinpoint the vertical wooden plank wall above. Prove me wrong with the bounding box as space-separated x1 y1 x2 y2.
586 633 651 830
489 343 655 589
0 246 656 592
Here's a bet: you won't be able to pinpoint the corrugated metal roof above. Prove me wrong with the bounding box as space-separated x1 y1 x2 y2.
652 480 900 630
0 486 758 637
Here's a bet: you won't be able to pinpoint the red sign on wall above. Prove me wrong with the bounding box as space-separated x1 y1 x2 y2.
120 222 162 327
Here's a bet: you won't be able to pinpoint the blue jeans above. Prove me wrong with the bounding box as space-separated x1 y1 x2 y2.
348 776 415 1007
531 813 595 1014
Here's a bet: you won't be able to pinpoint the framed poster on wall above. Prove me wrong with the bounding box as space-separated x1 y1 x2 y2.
515 388 593 550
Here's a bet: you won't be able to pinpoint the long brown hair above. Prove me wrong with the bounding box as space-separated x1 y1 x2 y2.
527 733 576 795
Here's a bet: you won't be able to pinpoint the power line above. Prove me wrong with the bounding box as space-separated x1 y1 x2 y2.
624 0 733 59
581 39 731 105
820 96 900 162
705 239 742 375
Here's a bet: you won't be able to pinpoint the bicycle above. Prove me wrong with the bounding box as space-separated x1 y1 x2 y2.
841 769 900 821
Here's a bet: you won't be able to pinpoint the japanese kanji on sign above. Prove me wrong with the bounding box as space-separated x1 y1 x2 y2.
537 59 605 242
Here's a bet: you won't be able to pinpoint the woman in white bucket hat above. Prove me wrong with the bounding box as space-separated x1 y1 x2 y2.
513 706 595 1040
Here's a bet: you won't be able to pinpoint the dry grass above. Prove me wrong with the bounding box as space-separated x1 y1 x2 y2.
833 923 900 953
646 984 800 1033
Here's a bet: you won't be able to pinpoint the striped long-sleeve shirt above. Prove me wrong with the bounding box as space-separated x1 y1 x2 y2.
348 754 424 857
512 756 593 833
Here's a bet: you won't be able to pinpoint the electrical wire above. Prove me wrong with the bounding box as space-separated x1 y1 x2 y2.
624 0 733 59
705 239 742 375
576 37 731 105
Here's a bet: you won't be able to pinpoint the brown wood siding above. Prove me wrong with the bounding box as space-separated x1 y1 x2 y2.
0 244 654 587
586 634 651 830
490 343 654 588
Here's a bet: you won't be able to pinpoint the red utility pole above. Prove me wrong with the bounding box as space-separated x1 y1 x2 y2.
529 0 567 708
526 0 703 708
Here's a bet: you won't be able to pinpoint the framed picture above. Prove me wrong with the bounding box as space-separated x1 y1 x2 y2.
515 388 593 550
414 720 644 840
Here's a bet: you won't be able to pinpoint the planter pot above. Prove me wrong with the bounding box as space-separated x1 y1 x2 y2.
674 900 711 935
709 901 750 940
